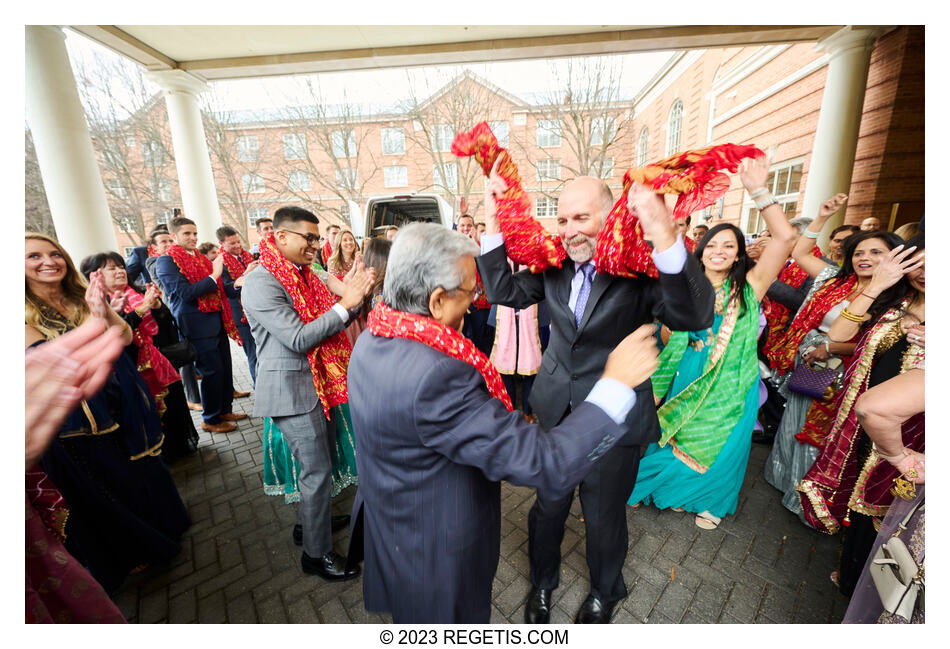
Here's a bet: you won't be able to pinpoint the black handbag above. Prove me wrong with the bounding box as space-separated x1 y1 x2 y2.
159 338 197 369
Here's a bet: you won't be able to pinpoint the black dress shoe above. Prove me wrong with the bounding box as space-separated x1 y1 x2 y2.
524 587 553 624
575 594 618 624
293 516 351 546
301 550 361 581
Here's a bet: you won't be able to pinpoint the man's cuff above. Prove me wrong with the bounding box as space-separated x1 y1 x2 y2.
330 303 349 322
480 232 504 254
584 377 637 425
652 235 688 274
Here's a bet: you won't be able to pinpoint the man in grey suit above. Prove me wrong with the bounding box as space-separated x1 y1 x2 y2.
477 174 715 623
241 206 374 581
347 223 660 623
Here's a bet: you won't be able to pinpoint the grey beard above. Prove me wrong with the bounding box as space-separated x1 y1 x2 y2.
564 235 596 263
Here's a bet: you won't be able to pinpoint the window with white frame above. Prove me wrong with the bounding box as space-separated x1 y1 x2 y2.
288 170 311 191
592 157 615 179
242 173 265 194
247 207 269 226
332 130 356 158
431 124 454 152
488 121 509 147
666 100 684 156
537 120 562 147
123 246 136 257
339 203 350 222
150 177 173 202
637 127 650 167
155 210 174 226
381 128 405 155
433 163 457 191
590 116 617 147
237 135 259 162
536 159 561 181
536 196 558 219
143 140 165 166
743 159 805 234
107 179 128 200
336 167 359 189
283 133 307 160
384 165 408 188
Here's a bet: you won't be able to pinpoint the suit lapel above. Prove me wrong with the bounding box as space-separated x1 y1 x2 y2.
555 259 575 323
577 271 615 333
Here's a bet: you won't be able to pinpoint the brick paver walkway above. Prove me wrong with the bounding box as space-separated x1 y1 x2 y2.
111 344 850 623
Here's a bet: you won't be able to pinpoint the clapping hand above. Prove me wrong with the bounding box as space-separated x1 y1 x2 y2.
109 289 128 313
141 283 161 310
340 260 376 310
84 270 111 319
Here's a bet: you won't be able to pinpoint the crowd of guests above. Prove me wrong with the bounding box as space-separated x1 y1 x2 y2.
26 150 923 624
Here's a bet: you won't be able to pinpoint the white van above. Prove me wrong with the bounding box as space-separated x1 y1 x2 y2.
348 193 455 243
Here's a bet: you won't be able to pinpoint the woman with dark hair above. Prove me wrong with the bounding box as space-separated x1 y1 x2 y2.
358 237 391 324
79 252 199 463
25 233 190 593
798 235 923 596
628 155 798 530
764 227 908 519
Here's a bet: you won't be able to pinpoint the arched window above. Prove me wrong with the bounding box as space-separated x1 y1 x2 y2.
637 127 650 167
666 100 683 156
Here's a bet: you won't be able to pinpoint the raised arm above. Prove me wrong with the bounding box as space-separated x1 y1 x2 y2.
793 193 848 278
742 155 799 299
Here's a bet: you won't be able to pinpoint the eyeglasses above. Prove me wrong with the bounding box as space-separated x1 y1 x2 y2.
450 283 483 300
279 229 320 247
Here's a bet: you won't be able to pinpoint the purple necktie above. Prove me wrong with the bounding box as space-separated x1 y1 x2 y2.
574 263 595 327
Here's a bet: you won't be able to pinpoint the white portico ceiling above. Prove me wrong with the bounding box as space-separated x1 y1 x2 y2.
67 25 844 80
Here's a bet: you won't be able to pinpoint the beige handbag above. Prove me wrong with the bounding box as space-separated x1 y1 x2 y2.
870 500 924 621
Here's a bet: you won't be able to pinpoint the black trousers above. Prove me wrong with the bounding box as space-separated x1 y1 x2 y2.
527 441 640 604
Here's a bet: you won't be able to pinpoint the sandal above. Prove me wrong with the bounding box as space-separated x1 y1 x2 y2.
629 502 641 509
671 507 685 512
830 571 840 587
695 511 721 530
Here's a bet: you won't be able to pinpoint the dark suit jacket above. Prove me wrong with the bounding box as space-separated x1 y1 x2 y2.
348 334 627 623
221 266 246 323
125 246 150 286
477 243 714 445
154 255 222 340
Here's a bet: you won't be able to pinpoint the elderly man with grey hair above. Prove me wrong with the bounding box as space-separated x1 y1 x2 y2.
346 222 661 623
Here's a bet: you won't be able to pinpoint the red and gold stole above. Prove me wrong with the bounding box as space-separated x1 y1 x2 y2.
258 234 352 418
147 244 161 257
761 246 823 349
123 286 180 410
684 235 697 253
165 244 243 345
367 302 513 411
452 121 762 279
764 273 857 373
220 248 255 323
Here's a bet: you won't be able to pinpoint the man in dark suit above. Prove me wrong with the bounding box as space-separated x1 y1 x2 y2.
156 217 248 433
477 175 715 623
347 222 660 623
216 225 260 386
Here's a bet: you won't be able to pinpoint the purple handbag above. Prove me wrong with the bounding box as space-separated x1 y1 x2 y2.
788 362 838 400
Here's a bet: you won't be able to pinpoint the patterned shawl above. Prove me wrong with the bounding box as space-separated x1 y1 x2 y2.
797 299 925 534
122 286 180 411
165 244 242 345
452 122 762 279
220 248 254 323
368 302 513 411
651 281 761 472
258 234 352 418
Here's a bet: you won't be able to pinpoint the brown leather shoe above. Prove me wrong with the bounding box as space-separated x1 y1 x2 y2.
220 412 248 422
232 390 251 398
201 421 237 433
187 401 203 411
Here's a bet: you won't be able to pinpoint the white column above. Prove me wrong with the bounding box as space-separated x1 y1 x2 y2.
25 26 118 259
800 26 887 248
145 70 222 241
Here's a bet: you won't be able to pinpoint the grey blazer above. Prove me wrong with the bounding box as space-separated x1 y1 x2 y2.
240 265 348 418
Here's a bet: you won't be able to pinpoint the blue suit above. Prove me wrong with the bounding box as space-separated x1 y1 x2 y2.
155 254 234 424
125 246 150 286
222 265 258 386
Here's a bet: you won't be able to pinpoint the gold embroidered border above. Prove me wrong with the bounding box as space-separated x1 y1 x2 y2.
129 434 164 461
795 479 839 535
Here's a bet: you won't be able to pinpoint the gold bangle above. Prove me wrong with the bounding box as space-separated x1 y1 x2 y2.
839 308 866 322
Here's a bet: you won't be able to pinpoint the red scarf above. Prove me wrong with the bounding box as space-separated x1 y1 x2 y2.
147 244 161 258
452 122 761 279
166 244 242 346
258 234 351 418
123 286 180 409
764 273 857 373
684 235 697 253
761 247 823 349
220 248 255 323
321 241 333 266
367 302 512 411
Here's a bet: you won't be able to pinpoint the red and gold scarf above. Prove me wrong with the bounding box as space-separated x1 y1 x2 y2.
764 273 857 373
761 247 822 349
220 248 255 323
367 302 513 411
258 234 352 418
452 122 762 279
166 244 242 345
147 244 161 258
123 286 180 411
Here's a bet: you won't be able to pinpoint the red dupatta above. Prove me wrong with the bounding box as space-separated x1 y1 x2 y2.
219 248 255 323
123 286 180 410
367 302 513 411
257 234 352 418
165 244 242 345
